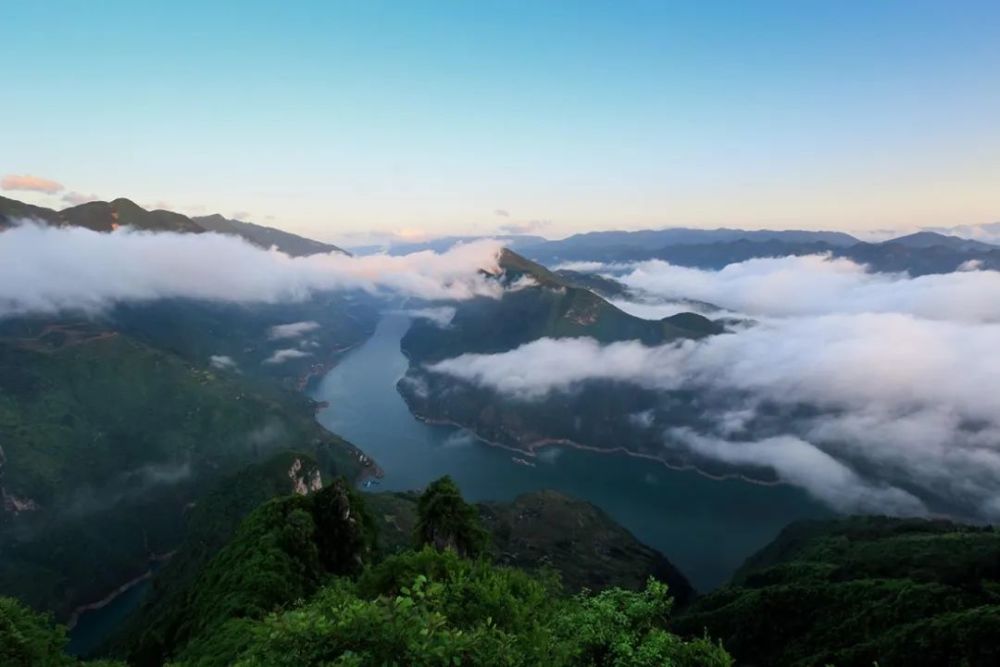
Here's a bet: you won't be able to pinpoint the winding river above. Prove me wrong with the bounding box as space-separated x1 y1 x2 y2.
69 312 827 654
314 313 829 591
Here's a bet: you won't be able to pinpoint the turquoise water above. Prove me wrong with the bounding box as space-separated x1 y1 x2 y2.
314 314 830 590
68 313 827 653
67 562 160 656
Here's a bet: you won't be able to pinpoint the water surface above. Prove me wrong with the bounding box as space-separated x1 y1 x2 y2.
315 314 829 590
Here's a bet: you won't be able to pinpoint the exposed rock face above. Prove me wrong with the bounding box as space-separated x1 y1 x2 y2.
287 457 323 495
0 445 38 515
2 489 39 514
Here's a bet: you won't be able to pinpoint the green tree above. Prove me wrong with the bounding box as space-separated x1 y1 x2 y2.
414 476 489 558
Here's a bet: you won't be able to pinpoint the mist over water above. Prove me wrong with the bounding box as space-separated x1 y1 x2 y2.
313 313 829 590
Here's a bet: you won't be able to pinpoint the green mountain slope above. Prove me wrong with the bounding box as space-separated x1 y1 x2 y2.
397 249 732 471
0 194 346 256
101 477 723 666
402 249 719 364
0 195 63 228
673 516 1000 666
368 489 694 601
193 213 346 256
0 317 370 621
106 293 379 390
59 199 203 233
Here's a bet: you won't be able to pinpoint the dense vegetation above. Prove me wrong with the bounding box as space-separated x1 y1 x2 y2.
4 477 1000 665
105 452 331 659
673 516 1000 666
0 315 371 620
0 596 122 666
175 551 728 667
102 476 724 666
0 194 348 256
368 489 693 599
110 477 374 665
397 249 754 479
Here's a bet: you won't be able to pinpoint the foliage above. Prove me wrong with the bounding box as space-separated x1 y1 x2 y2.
415 476 490 558
369 489 694 600
106 452 324 660
0 315 369 620
397 249 741 479
673 516 1000 666
0 596 124 667
174 549 731 667
114 478 374 665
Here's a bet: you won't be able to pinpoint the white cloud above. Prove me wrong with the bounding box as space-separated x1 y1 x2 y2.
609 297 726 320
1 174 63 194
263 348 311 365
427 312 1000 520
618 255 1000 322
0 223 505 318
209 354 238 370
268 321 320 339
398 307 456 327
670 429 926 515
551 261 608 272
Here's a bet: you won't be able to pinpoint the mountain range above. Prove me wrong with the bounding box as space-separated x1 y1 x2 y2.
517 227 1000 275
1 193 999 665
0 195 346 257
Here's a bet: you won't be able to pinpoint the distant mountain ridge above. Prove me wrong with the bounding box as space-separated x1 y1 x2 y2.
0 195 346 256
519 226 1000 275
349 234 546 256
193 213 344 256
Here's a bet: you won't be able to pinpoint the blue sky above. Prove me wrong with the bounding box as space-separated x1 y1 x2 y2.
3 1 999 243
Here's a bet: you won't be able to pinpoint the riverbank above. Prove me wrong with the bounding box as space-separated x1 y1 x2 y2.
313 313 830 591
403 404 785 488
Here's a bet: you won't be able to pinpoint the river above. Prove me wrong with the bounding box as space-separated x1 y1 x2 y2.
313 313 829 591
69 312 827 653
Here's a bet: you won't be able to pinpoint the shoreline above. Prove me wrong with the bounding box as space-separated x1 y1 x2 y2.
67 549 177 630
66 569 150 631
404 402 784 489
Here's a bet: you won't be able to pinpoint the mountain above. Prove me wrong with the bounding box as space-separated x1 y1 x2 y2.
193 213 347 256
89 450 333 658
519 227 859 264
0 314 373 622
510 225 1000 276
884 230 999 252
60 199 204 233
11 479 998 666
367 489 694 600
102 477 712 666
349 234 546 256
0 194 378 624
401 249 720 364
0 195 62 228
106 292 379 390
0 194 345 256
673 516 1000 666
397 249 738 476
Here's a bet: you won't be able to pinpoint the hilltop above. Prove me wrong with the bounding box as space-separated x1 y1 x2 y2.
0 195 346 256
398 248 732 473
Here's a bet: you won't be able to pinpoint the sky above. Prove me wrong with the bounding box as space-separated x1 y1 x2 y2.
3 1 999 244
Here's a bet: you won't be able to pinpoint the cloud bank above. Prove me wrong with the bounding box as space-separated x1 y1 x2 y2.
0 223 505 318
268 321 320 340
617 255 1000 322
429 254 1000 520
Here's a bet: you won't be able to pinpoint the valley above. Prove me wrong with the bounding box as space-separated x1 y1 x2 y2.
314 313 829 590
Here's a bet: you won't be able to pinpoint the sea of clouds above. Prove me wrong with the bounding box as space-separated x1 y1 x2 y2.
0 222 504 317
430 254 1000 521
